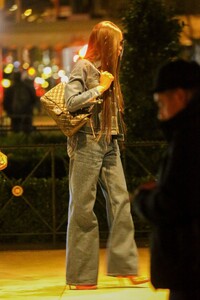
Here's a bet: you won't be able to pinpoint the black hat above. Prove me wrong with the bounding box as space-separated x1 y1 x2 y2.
153 59 200 93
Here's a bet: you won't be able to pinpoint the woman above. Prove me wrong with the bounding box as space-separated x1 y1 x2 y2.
65 21 148 290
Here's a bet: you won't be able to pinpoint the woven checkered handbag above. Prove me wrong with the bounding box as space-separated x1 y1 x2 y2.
40 82 91 137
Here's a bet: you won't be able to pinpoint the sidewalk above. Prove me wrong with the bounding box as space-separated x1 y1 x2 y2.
0 247 168 300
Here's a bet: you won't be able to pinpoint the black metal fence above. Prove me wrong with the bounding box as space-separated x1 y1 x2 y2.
0 139 166 249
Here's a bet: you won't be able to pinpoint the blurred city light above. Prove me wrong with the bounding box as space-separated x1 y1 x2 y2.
27 67 36 77
41 81 49 88
24 9 32 17
35 77 44 85
2 78 11 88
4 63 14 74
58 69 65 78
22 62 30 70
73 54 79 63
79 44 88 58
61 75 69 83
73 44 88 62
9 5 17 12
13 61 21 68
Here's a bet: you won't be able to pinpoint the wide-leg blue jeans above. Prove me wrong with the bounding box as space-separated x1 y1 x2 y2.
66 133 138 285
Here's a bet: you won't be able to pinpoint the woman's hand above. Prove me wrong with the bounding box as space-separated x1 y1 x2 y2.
97 71 114 94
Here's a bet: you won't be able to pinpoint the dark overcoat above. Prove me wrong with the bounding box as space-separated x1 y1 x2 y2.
134 94 200 290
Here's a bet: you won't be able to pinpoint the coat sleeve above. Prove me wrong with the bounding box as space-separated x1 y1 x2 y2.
65 60 101 112
133 126 200 226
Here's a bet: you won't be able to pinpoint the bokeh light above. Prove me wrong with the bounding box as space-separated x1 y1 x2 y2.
2 79 11 88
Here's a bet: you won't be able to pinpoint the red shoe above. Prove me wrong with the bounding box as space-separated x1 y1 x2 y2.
117 275 149 285
69 285 97 290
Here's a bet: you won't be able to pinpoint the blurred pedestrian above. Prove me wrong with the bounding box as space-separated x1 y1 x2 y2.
3 71 37 133
133 59 200 300
65 20 149 290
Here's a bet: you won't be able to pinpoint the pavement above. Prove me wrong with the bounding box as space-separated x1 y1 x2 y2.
0 247 169 300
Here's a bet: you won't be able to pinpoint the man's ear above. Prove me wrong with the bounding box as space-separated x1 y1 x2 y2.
175 88 189 108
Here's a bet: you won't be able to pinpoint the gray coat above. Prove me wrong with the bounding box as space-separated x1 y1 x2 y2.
65 59 124 137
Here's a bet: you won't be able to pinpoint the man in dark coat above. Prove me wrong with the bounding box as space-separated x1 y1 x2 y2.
133 59 200 300
3 71 37 133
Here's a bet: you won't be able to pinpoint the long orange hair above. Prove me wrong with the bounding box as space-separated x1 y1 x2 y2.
85 21 125 141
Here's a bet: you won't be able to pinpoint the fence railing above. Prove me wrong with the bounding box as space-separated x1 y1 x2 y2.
0 141 166 249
